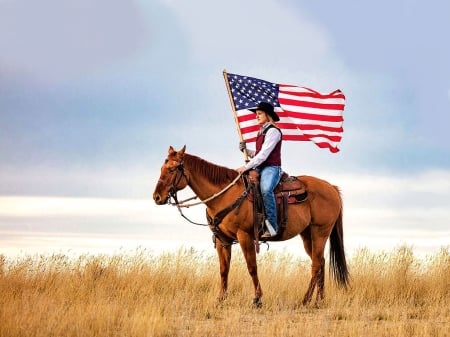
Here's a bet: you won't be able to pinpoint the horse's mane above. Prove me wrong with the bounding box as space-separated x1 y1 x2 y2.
184 153 239 185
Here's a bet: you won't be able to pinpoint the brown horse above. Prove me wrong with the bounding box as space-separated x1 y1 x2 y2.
153 145 349 307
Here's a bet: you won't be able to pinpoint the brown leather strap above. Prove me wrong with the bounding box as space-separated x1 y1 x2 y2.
206 184 251 247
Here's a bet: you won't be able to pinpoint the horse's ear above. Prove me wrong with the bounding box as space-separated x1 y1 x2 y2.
177 145 186 158
168 146 175 155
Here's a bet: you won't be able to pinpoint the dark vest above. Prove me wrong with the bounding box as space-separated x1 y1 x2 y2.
255 125 282 167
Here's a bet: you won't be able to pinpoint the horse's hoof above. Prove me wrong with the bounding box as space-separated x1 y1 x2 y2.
252 297 262 308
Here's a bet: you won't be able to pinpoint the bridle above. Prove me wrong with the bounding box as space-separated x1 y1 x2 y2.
157 160 188 203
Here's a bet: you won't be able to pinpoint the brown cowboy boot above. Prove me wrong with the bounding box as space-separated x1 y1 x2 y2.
261 220 277 238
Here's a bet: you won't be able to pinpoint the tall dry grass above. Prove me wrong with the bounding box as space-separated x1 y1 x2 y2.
0 245 448 337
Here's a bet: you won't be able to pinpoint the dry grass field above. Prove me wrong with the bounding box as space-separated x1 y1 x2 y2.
0 245 448 337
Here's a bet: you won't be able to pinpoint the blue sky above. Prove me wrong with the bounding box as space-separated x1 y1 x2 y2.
1 0 449 256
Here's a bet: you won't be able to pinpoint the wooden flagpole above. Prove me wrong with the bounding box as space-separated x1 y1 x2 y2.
222 69 249 162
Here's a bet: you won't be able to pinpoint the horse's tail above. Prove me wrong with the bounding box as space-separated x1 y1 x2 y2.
329 188 350 289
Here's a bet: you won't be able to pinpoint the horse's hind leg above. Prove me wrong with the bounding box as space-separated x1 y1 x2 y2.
302 255 325 306
300 227 315 305
237 230 262 307
300 227 327 306
216 242 232 301
314 258 325 306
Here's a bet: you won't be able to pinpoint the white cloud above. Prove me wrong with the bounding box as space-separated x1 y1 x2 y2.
0 165 158 199
0 196 149 218
174 0 327 63
0 231 213 257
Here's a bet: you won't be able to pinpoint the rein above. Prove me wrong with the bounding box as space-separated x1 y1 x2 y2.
168 171 244 226
170 172 243 208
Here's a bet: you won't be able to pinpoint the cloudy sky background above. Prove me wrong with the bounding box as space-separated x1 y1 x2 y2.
1 0 449 257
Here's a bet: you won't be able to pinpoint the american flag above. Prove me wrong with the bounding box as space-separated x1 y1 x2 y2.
225 72 345 153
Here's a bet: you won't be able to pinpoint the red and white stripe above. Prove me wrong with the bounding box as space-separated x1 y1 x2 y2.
236 86 345 153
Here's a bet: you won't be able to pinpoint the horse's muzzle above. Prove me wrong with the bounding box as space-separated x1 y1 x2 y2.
153 192 167 205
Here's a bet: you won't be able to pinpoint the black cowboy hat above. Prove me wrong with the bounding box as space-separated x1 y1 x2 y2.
249 102 280 122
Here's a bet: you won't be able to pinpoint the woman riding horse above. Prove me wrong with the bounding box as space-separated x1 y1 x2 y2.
153 145 349 307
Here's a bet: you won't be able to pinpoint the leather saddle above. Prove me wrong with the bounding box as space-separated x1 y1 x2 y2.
245 170 308 247
246 170 308 204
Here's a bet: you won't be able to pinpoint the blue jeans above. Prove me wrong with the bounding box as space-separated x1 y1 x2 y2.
258 165 282 231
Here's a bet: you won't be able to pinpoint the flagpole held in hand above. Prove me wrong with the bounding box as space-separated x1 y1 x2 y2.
223 69 250 163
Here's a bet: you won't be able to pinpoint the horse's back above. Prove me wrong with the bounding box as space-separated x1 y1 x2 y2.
295 175 342 223
296 175 340 196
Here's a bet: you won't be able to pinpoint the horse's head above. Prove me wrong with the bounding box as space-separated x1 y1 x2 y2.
153 145 189 205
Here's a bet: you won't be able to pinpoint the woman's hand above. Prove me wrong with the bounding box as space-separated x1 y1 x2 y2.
236 166 247 174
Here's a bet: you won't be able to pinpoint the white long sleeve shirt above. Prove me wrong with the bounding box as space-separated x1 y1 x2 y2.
244 123 281 170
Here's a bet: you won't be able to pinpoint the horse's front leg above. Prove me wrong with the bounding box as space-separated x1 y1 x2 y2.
237 230 262 307
216 241 232 301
